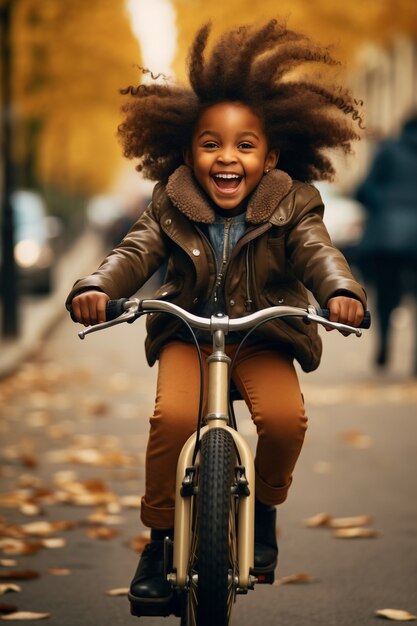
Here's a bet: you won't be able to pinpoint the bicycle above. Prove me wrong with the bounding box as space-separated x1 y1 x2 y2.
77 299 370 626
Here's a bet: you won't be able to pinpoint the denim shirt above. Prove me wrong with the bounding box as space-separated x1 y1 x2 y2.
174 211 247 344
205 211 247 314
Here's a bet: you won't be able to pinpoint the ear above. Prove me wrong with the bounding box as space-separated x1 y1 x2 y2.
265 149 279 172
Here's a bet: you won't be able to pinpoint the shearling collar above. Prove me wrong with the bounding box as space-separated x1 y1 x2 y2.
166 165 292 224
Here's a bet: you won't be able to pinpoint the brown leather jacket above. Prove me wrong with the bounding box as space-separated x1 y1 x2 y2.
66 166 366 371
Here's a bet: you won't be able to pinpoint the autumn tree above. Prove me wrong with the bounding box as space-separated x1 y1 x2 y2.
171 0 417 80
9 0 141 199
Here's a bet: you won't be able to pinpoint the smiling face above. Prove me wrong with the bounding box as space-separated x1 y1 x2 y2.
185 102 278 215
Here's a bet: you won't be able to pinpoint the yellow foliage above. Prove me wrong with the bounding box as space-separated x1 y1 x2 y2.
171 0 417 81
10 0 142 195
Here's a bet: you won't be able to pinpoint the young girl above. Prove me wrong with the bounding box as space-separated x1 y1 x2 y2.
67 20 366 616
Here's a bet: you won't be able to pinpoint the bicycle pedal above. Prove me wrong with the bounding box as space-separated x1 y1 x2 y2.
251 569 275 584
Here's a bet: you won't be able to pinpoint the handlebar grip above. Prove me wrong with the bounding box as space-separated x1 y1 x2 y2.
106 298 129 321
316 308 371 329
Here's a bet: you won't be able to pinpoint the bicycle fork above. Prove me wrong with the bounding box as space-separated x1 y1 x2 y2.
169 327 255 591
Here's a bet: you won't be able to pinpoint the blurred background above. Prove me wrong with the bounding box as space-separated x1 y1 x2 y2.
1 0 417 366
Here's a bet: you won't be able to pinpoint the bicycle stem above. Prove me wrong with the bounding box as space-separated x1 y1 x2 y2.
206 328 231 424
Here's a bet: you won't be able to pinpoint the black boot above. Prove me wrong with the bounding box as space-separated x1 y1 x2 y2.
128 532 175 617
252 499 278 583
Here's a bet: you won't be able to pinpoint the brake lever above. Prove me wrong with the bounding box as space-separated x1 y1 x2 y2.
78 301 141 340
306 307 362 337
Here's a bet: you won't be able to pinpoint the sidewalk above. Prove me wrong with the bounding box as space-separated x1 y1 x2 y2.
0 230 104 379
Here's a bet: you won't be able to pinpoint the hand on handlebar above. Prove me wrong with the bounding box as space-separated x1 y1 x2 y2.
326 296 364 336
70 290 110 327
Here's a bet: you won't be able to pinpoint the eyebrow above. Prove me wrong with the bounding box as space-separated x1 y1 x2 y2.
197 130 260 140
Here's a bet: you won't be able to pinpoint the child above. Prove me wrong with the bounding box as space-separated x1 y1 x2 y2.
67 20 366 616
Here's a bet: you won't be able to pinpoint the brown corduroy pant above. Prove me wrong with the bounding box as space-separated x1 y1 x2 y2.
140 341 308 529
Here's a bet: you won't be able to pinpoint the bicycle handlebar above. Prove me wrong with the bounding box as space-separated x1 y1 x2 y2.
76 297 371 340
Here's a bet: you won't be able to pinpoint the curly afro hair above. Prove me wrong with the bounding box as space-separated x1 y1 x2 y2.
118 19 364 182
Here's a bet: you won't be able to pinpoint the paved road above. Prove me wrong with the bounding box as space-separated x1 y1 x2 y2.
0 291 416 625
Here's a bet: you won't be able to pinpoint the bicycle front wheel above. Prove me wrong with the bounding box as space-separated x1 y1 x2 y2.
195 427 238 626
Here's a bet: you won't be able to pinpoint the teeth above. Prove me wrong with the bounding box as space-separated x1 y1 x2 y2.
214 173 241 179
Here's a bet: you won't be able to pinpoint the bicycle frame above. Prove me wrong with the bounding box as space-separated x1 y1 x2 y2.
172 326 255 590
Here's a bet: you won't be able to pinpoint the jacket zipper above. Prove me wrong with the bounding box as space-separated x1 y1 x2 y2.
213 218 232 303
245 242 253 311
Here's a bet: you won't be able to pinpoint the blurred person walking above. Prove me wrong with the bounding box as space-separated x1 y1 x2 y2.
355 115 417 374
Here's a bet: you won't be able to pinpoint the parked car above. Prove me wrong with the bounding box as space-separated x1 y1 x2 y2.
1 191 61 294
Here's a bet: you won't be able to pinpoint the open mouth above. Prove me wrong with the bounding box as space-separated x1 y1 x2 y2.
212 173 243 192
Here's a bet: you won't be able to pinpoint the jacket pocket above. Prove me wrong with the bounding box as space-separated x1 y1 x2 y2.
152 279 184 301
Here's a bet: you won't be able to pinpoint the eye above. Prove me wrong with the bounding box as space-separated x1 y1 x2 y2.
202 141 218 149
238 142 254 150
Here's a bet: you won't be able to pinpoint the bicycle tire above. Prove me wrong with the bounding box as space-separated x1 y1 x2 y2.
196 427 237 626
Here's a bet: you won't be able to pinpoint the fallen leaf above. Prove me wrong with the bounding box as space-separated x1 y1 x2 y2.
107 373 131 392
274 573 316 586
0 586 21 596
106 502 122 515
18 505 42 518
85 527 120 540
375 608 417 621
340 430 373 449
40 539 66 549
20 521 75 537
84 399 109 417
0 526 25 540
129 533 151 554
333 527 380 539
0 540 43 556
47 568 70 576
313 461 333 474
105 587 129 596
15 476 43 490
52 471 78 486
0 497 21 513
119 496 140 509
47 448 135 468
330 515 373 529
0 611 50 620
26 411 52 429
304 513 332 528
86 510 124 526
0 571 39 581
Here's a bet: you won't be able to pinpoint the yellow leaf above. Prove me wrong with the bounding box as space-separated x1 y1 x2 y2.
41 538 66 549
304 513 332 528
375 609 417 621
340 430 373 448
47 568 71 576
0 585 21 596
105 588 129 596
119 496 141 509
333 527 380 538
330 515 373 529
129 532 151 554
85 527 120 540
274 573 316 586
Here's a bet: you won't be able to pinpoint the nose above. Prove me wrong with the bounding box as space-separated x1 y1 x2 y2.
217 145 237 164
